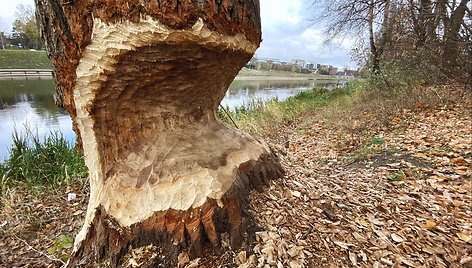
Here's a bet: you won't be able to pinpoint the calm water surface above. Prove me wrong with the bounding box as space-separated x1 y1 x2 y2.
0 78 343 160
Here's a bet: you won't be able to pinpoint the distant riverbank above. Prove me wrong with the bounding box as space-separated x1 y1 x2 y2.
237 67 341 80
0 50 344 81
234 75 341 81
0 49 52 69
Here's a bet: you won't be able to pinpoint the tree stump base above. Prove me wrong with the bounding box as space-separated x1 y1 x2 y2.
70 154 283 267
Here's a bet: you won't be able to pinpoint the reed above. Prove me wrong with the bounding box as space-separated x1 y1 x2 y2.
0 129 87 191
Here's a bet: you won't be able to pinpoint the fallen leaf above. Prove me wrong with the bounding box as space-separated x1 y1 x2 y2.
452 157 467 165
422 247 435 254
333 241 354 249
291 190 301 198
381 258 394 266
185 258 200 268
348 251 357 266
391 233 404 243
73 210 83 216
402 259 416 267
178 252 189 267
460 256 472 265
426 220 437 229
457 232 471 243
355 218 369 227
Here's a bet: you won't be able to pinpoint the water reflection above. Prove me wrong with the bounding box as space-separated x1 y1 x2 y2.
0 79 75 160
0 78 344 160
222 79 344 109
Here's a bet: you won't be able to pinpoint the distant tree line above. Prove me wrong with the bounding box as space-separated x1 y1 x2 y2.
310 0 471 84
1 4 43 50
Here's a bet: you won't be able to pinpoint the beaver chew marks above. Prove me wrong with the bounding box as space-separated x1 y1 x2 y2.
35 1 284 266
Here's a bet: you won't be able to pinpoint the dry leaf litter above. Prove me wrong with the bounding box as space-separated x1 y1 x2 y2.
0 100 470 268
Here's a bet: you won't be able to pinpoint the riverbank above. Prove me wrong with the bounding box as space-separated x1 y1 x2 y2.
236 67 342 81
0 50 52 69
0 51 343 81
0 81 470 267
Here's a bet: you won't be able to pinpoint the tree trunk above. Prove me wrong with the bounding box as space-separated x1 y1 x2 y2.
34 0 284 266
442 0 469 68
368 0 380 74
377 0 391 59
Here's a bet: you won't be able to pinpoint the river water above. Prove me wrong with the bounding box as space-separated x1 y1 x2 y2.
0 78 343 160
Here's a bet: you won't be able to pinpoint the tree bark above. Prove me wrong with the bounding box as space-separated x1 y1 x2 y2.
34 0 284 266
442 0 469 68
368 0 380 74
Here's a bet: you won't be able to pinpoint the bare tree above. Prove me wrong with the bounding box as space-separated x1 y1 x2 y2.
310 0 471 82
309 0 393 73
441 0 470 67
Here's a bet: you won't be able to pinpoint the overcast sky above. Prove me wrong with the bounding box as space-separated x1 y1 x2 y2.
0 0 356 68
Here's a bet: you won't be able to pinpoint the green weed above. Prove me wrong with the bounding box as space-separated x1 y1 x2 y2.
344 136 386 163
49 234 74 262
387 172 405 182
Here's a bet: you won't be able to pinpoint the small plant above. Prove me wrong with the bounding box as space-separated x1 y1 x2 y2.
370 137 385 145
49 234 74 262
408 168 426 180
387 171 405 182
344 136 386 163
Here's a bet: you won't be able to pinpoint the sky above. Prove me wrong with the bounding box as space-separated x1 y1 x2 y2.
0 0 357 68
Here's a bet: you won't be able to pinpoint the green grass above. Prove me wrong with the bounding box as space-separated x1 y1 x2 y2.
0 49 52 69
218 83 357 136
387 172 405 182
0 130 87 191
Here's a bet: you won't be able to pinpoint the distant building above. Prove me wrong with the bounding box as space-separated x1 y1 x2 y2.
291 59 306 68
343 68 359 76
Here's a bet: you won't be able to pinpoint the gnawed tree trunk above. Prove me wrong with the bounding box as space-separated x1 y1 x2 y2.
34 0 284 266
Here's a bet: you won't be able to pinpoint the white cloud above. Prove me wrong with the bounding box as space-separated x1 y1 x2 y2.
260 0 303 28
257 0 357 68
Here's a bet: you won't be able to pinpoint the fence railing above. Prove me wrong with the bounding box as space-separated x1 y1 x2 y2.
0 69 53 79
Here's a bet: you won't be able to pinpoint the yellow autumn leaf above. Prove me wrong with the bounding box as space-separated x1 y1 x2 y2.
426 221 437 229
356 218 369 227
416 153 428 159
457 232 471 242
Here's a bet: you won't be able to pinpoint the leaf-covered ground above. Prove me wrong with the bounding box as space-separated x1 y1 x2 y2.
0 90 470 267
246 102 471 268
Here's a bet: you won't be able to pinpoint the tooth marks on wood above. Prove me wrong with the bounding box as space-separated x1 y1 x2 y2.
68 153 284 266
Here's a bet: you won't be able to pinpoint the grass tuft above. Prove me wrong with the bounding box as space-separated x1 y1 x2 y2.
219 84 356 136
0 130 87 192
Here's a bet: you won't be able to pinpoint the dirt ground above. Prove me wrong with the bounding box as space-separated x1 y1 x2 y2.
0 95 470 267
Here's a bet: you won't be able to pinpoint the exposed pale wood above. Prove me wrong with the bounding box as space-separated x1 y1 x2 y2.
35 0 284 266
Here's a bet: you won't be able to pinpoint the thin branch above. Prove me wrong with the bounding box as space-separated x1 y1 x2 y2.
219 105 239 129
13 233 66 265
